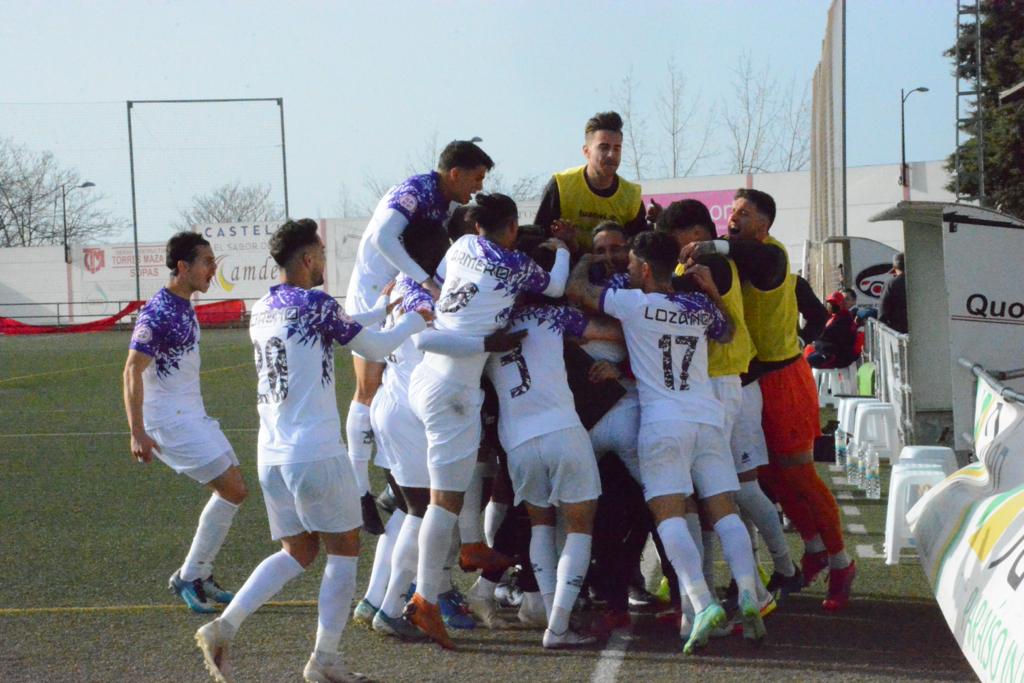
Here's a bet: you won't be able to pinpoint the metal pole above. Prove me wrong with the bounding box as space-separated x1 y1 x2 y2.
975 10 985 205
277 98 290 219
61 183 70 264
900 89 906 187
127 101 141 301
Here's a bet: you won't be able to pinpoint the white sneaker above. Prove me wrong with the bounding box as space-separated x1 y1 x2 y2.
542 628 597 649
466 592 510 629
517 592 548 628
302 652 374 683
195 619 235 683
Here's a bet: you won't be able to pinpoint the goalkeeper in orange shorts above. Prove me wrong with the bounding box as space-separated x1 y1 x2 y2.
681 188 855 612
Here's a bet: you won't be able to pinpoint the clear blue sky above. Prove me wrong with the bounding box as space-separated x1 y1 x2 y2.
0 0 955 242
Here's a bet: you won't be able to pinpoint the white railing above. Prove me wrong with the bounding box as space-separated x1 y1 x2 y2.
865 318 915 446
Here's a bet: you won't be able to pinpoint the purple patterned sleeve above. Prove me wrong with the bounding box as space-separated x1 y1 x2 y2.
607 272 630 290
518 254 552 295
400 278 435 314
696 293 728 341
128 306 162 357
556 306 588 338
314 291 363 345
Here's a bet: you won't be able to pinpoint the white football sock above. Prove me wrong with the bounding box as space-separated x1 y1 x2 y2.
314 554 357 659
458 463 486 545
736 479 793 574
550 533 591 634
220 550 304 631
484 501 508 548
714 514 758 599
345 401 373 493
180 493 239 582
657 517 713 612
529 524 558 619
363 509 405 607
416 505 458 604
381 514 421 618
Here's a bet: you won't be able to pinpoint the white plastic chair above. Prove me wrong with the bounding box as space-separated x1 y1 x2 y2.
884 462 948 565
897 445 958 474
851 402 901 462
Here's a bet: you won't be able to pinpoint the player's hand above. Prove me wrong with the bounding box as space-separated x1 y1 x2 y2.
130 430 159 464
687 264 719 297
550 220 578 253
587 360 621 383
381 280 396 297
423 279 442 300
679 240 716 265
415 307 435 324
646 198 663 223
484 328 528 352
541 237 568 253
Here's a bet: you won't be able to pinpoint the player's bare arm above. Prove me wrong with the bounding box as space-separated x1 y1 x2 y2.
565 254 606 313
122 349 160 463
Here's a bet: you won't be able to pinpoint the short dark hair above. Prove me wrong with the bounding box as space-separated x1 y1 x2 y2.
656 199 715 239
734 188 776 227
629 230 678 281
467 193 517 235
842 287 857 302
269 218 320 267
585 111 623 137
592 220 627 242
437 140 494 172
165 231 210 271
402 221 449 277
893 252 905 271
446 205 476 242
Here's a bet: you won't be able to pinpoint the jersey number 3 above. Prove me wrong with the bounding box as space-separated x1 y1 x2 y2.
499 342 531 397
658 334 698 391
254 337 289 404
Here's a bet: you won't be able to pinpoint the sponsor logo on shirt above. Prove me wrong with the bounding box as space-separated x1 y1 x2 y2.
399 194 418 213
451 249 513 281
132 325 152 344
250 306 300 327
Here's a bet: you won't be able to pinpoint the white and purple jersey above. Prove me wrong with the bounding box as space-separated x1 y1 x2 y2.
250 284 363 466
380 276 435 405
346 172 453 313
583 269 630 364
600 288 728 428
424 234 556 386
485 304 588 452
129 288 206 429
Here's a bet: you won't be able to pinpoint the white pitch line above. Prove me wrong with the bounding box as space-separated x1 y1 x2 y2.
591 627 631 683
856 544 884 559
847 523 868 534
842 505 861 516
0 428 258 438
829 465 844 472
836 491 854 500
832 476 849 486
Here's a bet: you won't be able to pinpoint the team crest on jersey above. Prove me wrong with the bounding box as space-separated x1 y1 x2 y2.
399 194 418 213
132 325 153 344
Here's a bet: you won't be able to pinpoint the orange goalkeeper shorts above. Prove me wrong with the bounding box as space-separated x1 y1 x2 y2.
759 355 821 457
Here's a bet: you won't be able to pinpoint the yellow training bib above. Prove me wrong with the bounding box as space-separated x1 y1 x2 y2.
676 259 755 377
553 166 641 251
740 236 800 362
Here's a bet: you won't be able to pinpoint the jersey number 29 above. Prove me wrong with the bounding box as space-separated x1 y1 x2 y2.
254 337 289 404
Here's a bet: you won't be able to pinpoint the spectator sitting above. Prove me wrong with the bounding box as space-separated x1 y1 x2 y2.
806 291 859 370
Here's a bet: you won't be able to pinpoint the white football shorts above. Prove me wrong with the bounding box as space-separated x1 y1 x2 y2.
637 420 739 501
731 381 769 474
149 416 238 485
258 452 362 540
371 385 430 489
507 425 601 507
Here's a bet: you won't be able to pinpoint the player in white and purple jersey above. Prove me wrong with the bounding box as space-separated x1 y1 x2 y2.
566 230 767 654
404 193 570 649
195 219 428 683
344 140 494 536
483 267 623 648
123 231 247 615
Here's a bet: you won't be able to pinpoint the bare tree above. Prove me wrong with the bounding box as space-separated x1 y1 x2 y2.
174 182 283 230
775 79 811 172
613 68 651 180
655 58 715 178
722 54 782 174
0 138 122 248
405 130 442 176
485 171 542 202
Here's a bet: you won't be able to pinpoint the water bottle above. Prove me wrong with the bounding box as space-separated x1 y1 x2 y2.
834 430 847 468
847 441 860 486
865 446 881 499
857 444 868 490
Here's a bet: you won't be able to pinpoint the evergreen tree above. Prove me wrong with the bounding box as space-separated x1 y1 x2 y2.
945 0 1024 218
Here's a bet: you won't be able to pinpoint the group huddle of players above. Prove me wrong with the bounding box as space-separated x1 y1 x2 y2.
124 111 854 683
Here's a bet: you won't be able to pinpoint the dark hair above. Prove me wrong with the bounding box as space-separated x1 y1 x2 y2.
585 111 623 137
656 199 715 239
734 188 776 227
447 205 476 242
515 224 547 256
592 220 627 242
893 252 905 271
842 287 857 302
437 140 494 172
630 230 678 281
269 218 320 267
165 231 210 271
402 221 449 277
467 193 517 234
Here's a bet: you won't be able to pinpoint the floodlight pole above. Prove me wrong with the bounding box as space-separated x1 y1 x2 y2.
899 86 929 198
278 98 290 218
127 101 142 301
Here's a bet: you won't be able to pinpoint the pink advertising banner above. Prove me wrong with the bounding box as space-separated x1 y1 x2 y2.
643 189 736 237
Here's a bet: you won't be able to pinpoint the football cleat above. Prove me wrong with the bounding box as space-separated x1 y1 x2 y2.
352 598 378 626
302 652 375 683
739 590 767 644
465 591 510 629
170 571 218 614
201 576 234 604
458 542 513 574
372 610 428 641
766 562 805 602
195 619 235 683
801 550 829 587
683 603 727 655
822 560 857 612
543 627 597 649
438 589 476 629
404 593 454 650
517 592 548 628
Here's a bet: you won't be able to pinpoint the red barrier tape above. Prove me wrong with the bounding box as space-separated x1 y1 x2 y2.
0 300 145 335
195 299 246 326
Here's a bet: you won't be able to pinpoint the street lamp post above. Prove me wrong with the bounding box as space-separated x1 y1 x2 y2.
61 180 95 263
899 86 929 190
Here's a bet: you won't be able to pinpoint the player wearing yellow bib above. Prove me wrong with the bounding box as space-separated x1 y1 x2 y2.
535 111 647 254
658 200 801 609
681 189 854 613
